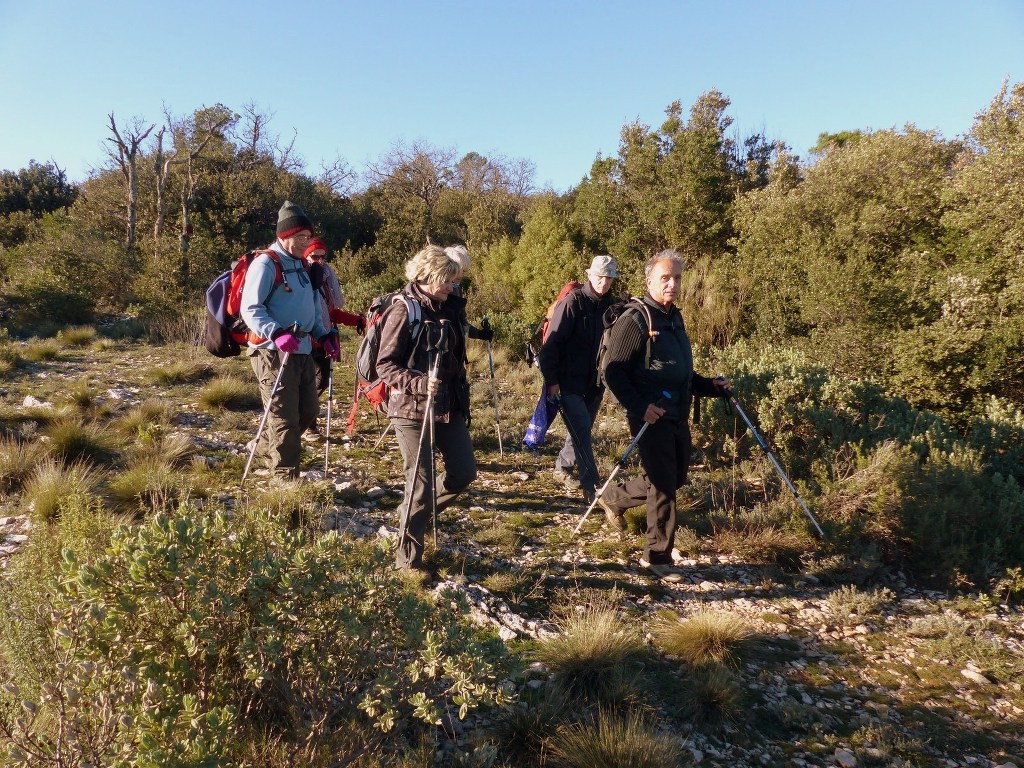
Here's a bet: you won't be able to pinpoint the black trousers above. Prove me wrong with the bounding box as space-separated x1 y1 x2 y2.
599 416 690 565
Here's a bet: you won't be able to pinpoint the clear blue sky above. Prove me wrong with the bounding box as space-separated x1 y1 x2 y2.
2 0 1022 193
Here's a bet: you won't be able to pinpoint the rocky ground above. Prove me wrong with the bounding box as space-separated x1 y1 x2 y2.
1 338 1023 767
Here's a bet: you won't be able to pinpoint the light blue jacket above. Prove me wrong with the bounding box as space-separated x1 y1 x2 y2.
240 241 329 354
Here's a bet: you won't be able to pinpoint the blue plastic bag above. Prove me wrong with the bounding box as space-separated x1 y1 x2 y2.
523 388 559 448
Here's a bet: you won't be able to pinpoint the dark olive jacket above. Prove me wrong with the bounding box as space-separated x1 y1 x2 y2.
602 294 720 422
376 283 469 422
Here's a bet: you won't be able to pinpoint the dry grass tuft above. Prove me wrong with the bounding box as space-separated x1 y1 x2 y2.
44 418 122 466
106 456 188 513
114 399 176 438
652 609 753 667
23 458 103 522
533 603 646 703
21 338 61 362
548 709 686 768
710 524 807 567
199 376 261 411
0 437 50 493
679 664 744 729
148 359 215 386
56 325 98 347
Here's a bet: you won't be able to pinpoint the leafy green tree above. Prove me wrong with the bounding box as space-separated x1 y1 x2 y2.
809 129 866 155
938 81 1024 404
475 195 585 321
733 126 959 378
570 90 780 269
0 161 78 248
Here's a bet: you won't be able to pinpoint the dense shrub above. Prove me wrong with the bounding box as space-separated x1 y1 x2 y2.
0 508 513 764
694 343 1024 586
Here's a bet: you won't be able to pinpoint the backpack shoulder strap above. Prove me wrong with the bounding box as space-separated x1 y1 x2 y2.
393 292 425 368
618 297 657 369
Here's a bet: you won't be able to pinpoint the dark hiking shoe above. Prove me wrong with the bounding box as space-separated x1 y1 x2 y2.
553 467 580 490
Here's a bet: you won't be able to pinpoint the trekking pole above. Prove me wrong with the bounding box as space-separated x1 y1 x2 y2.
729 395 826 539
323 360 333 475
430 320 451 544
397 321 439 554
572 391 671 539
242 322 299 483
555 394 602 494
482 317 504 456
373 421 394 450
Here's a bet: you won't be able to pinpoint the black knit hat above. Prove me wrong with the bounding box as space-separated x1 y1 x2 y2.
276 200 313 238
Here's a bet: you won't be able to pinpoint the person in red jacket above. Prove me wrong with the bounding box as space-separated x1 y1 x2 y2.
303 238 365 437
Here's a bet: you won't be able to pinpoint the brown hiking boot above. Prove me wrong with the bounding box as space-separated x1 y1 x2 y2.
640 558 685 583
598 497 626 532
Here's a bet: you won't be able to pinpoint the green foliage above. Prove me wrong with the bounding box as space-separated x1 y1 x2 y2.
570 90 778 268
701 343 1024 585
826 585 895 624
0 497 119 703
0 161 77 248
0 509 513 764
475 195 586 322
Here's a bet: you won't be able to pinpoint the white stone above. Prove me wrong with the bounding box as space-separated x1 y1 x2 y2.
366 486 386 499
834 748 857 767
22 395 50 408
960 668 992 685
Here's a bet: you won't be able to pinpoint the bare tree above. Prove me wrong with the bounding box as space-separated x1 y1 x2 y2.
317 156 357 196
365 141 456 211
231 102 302 172
106 113 155 257
151 106 233 254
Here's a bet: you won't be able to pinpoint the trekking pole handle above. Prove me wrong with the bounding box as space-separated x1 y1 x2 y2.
437 319 451 352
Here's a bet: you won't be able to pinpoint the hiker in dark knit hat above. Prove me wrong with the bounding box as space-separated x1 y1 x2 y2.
240 200 339 480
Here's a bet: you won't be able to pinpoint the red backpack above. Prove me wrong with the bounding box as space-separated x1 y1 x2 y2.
203 249 284 357
525 280 583 367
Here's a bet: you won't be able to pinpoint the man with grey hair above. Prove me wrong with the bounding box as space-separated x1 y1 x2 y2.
596 249 730 582
539 254 620 503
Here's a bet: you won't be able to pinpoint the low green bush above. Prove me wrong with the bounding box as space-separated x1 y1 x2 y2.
1 508 513 764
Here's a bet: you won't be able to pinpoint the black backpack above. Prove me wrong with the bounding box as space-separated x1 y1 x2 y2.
596 297 655 389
